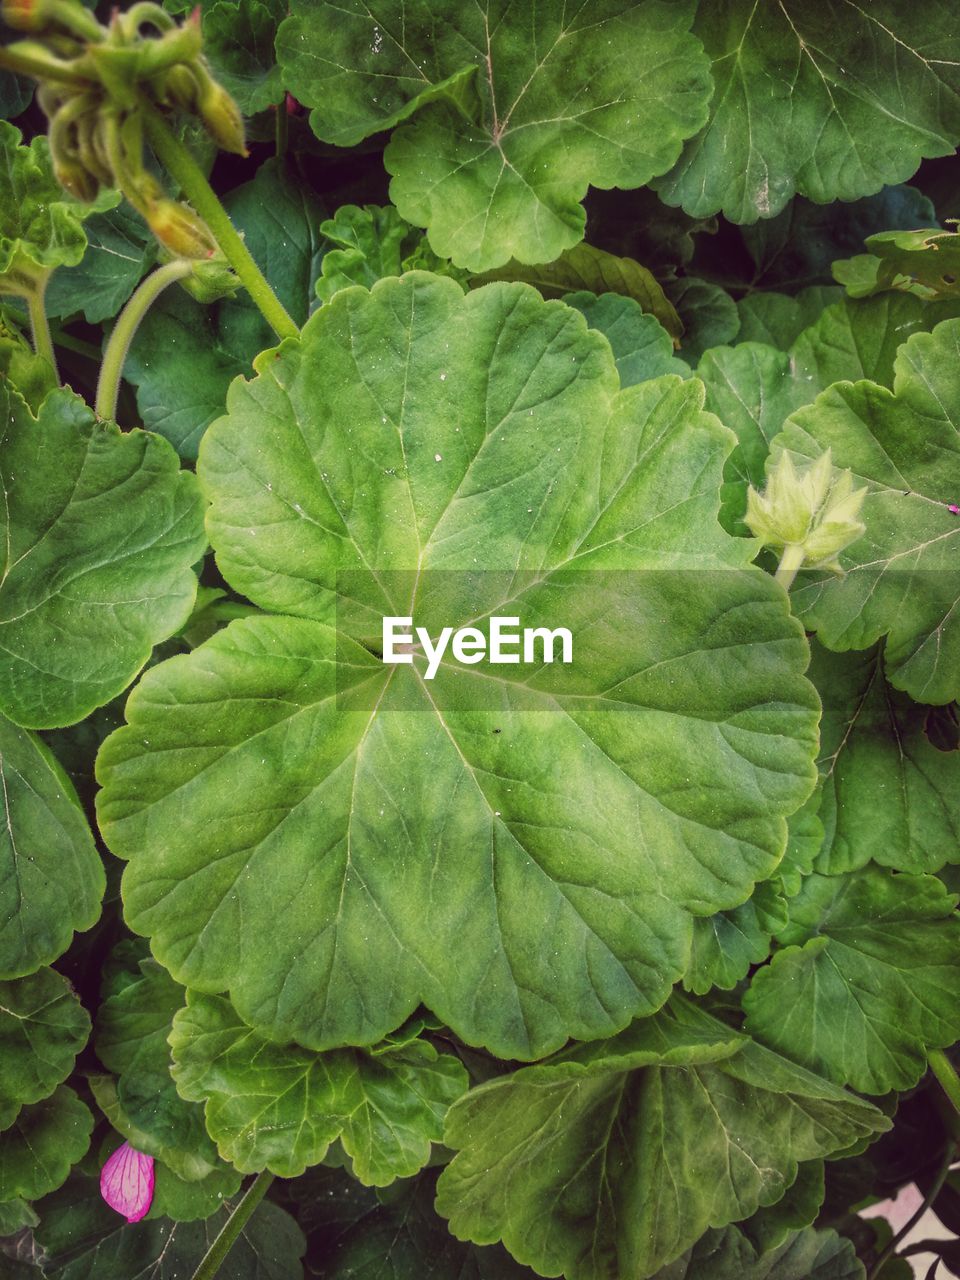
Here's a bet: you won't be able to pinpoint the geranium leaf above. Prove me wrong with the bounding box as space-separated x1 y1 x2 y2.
277 0 713 270
771 317 960 704
683 899 776 996
564 292 688 387
737 1161 825 1254
736 288 842 349
666 277 738 361
743 867 960 1093
202 0 286 115
809 642 960 875
651 1224 864 1280
169 991 468 1182
435 1000 887 1280
44 205 155 325
654 5 960 223
0 968 90 1130
0 122 111 296
475 243 682 339
314 203 452 305
96 274 819 1060
35 1173 305 1279
864 226 960 300
125 160 324 459
0 1087 93 1201
0 386 206 728
0 717 103 978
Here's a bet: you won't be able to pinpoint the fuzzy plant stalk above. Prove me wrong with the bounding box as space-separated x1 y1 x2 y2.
190 1172 275 1280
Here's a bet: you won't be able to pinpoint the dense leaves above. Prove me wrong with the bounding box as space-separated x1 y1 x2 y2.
0 968 90 1129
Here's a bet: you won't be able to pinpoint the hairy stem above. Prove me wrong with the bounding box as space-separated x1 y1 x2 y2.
96 259 192 420
190 1172 275 1280
929 1049 960 1118
27 282 57 382
774 543 805 590
139 104 298 341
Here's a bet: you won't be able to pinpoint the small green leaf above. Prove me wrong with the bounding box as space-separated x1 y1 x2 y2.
564 292 688 387
810 643 960 874
203 0 286 115
436 1000 887 1280
738 1161 825 1254
45 205 155 326
864 226 960 299
655 6 960 223
476 243 682 340
0 1087 93 1201
278 0 713 270
0 968 90 1129
0 386 207 728
652 1223 864 1279
771 317 960 704
666 277 738 361
0 717 103 979
170 991 469 1182
683 900 776 996
736 289 842 349
316 204 424 304
743 867 960 1093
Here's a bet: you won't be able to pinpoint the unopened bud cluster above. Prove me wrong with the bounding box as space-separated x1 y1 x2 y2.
746 450 867 576
2 0 245 259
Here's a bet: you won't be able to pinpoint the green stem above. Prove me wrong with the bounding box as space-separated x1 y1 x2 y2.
929 1049 960 1118
0 45 91 89
96 259 192 420
27 282 57 382
49 327 102 362
139 104 298 341
774 543 805 591
190 1172 275 1280
867 1145 953 1280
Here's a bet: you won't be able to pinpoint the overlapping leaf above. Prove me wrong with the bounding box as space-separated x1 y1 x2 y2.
0 716 103 978
0 968 90 1129
277 0 713 270
743 867 960 1093
771 318 960 704
652 1224 863 1280
655 3 960 223
565 292 687 388
169 992 468 1181
0 386 206 727
436 1000 887 1280
96 274 819 1060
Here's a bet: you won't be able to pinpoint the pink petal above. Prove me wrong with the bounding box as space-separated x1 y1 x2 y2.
99 1142 155 1223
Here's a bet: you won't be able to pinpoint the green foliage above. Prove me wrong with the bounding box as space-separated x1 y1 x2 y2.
0 969 90 1129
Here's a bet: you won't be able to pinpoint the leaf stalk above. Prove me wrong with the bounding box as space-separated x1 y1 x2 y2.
189 1171 275 1280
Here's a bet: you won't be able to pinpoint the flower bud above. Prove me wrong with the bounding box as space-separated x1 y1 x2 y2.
53 156 99 201
100 1141 155 1224
196 76 247 156
1 0 52 31
146 198 217 259
745 449 867 573
176 254 239 303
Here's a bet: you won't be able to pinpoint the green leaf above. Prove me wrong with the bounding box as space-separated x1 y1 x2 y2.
0 967 90 1129
44 205 156 325
475 243 682 340
147 1159 243 1222
436 1000 887 1280
169 991 468 1182
0 1087 93 1201
771 317 960 704
125 160 324 459
654 7 960 223
35 1174 306 1279
0 314 57 412
94 959 223 1179
278 0 713 270
96 274 820 1060
203 0 286 115
0 1197 39 1234
683 900 776 996
652 1224 864 1280
316 204 424 305
743 867 960 1093
809 642 960 874
780 791 825 896
0 717 103 978
864 226 960 299
736 289 842 349
306 1167 538 1278
0 71 32 120
666 277 739 361
0 386 206 728
0 122 109 296
738 1161 825 1254
564 292 688 388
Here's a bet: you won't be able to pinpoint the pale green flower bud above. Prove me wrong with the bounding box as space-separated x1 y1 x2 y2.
745 449 867 584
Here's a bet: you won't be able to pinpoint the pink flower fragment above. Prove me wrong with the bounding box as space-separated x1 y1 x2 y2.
99 1141 155 1223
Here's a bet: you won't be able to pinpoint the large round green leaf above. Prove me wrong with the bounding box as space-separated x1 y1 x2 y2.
0 716 103 978
435 1000 887 1280
96 274 819 1060
0 1086 93 1201
169 992 468 1181
654 2 960 224
0 967 90 1129
277 0 712 271
0 386 207 728
743 867 960 1093
771 318 960 705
